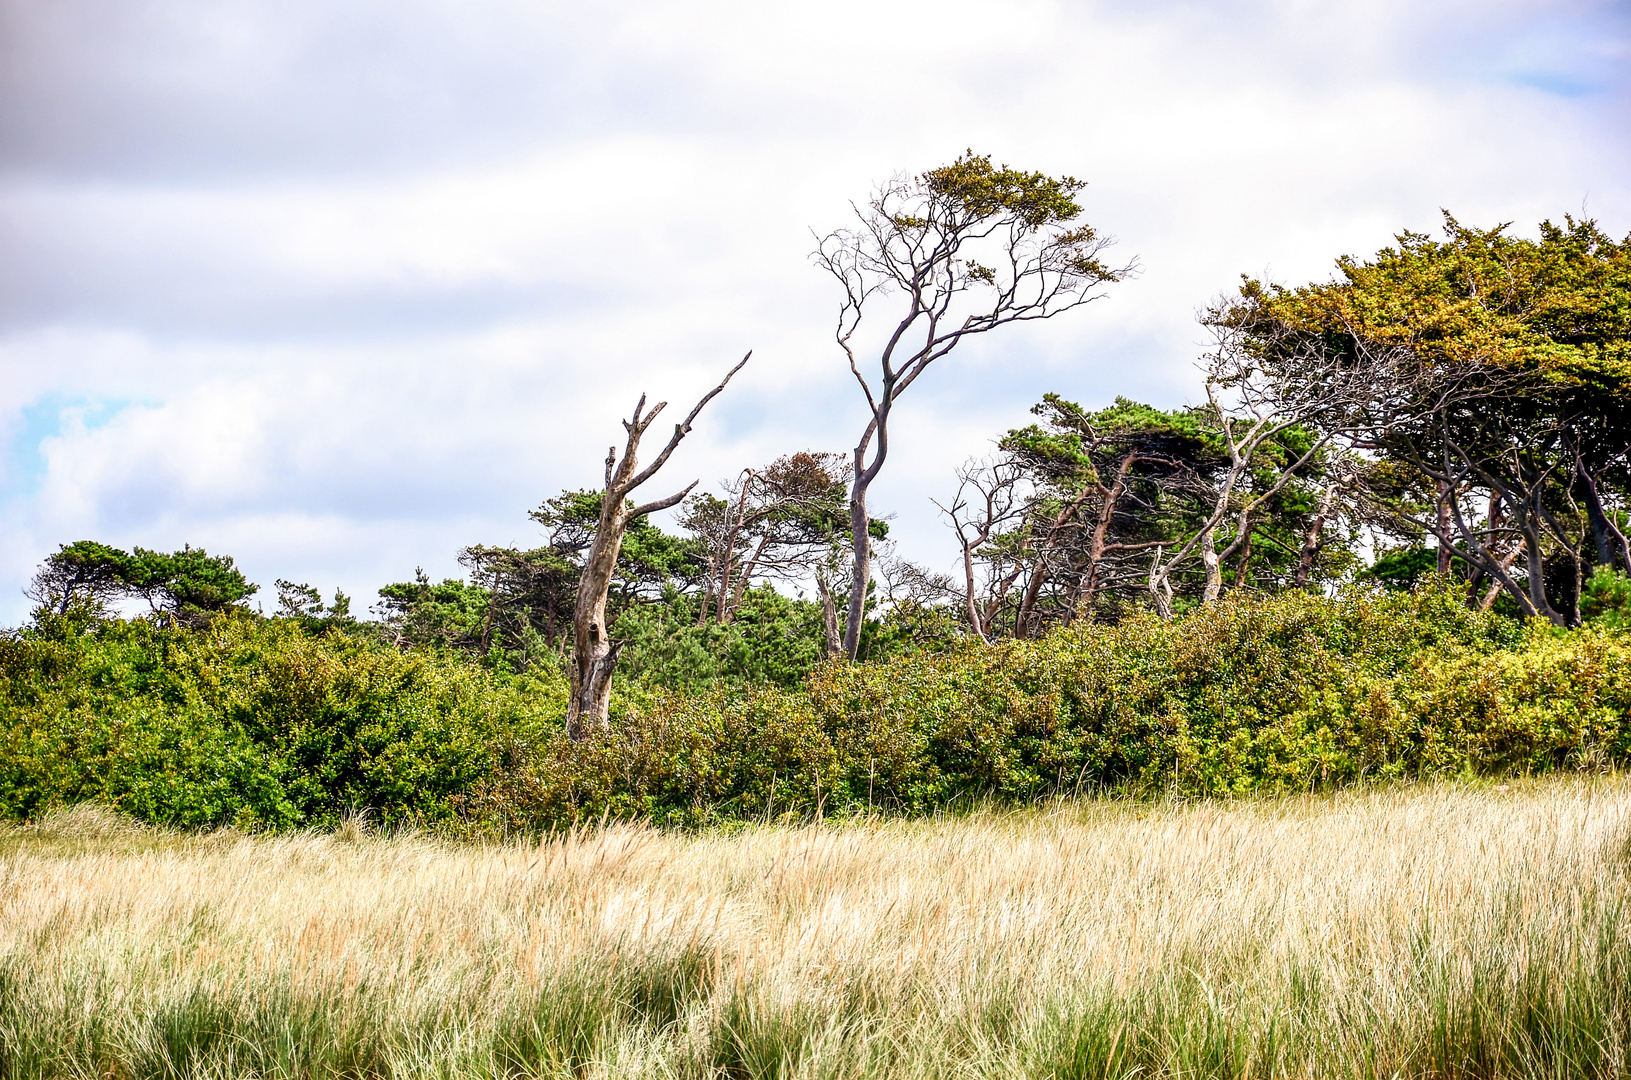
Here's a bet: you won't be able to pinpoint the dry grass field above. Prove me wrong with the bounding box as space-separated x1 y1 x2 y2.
2 778 1629 1078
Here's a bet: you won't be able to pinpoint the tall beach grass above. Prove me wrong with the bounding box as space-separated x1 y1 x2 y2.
2 777 1628 1078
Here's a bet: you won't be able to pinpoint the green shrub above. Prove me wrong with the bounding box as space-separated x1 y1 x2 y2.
3 584 1628 833
469 584 1630 828
1583 567 1631 629
0 610 564 829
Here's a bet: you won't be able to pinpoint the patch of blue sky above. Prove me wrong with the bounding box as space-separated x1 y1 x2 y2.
1508 71 1599 98
2 395 142 496
1439 6 1630 101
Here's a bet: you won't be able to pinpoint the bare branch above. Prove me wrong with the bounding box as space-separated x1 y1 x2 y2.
627 353 750 493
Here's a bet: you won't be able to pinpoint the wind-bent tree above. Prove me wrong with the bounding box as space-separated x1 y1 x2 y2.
682 452 850 626
567 356 748 740
936 456 1031 643
1228 214 1631 624
999 395 1223 630
815 152 1130 659
27 540 257 624
1126 307 1384 616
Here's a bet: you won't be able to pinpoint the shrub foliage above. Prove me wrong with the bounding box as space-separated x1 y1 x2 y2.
3 585 1628 832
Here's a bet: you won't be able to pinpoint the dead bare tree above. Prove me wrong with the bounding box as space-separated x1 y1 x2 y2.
566 355 748 740
814 152 1130 659
935 456 1031 643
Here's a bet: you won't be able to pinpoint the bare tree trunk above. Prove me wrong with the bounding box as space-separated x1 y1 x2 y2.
1199 525 1223 604
1479 544 1521 611
1294 481 1341 589
1014 492 1092 639
843 455 874 660
1435 479 1454 576
1465 494 1503 600
724 532 774 624
958 531 988 644
714 480 754 624
1013 554 1047 640
566 355 747 740
569 496 628 739
1231 522 1255 588
1148 546 1173 619
1073 456 1134 623
816 571 843 658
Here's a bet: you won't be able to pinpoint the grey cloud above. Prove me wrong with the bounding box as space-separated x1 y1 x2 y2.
0 0 770 182
2 0 1628 627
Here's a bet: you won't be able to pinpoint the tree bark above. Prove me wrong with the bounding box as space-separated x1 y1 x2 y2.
724 531 774 624
1231 522 1255 588
843 457 874 660
1199 525 1222 604
568 485 633 740
958 527 988 644
566 355 747 740
816 569 843 658
1294 481 1340 589
1014 490 1094 639
1579 463 1630 571
1435 479 1454 576
1478 544 1522 611
1073 455 1135 623
1148 546 1173 619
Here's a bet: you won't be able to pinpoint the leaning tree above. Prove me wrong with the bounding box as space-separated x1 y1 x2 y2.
814 153 1131 659
1228 214 1631 624
566 356 748 740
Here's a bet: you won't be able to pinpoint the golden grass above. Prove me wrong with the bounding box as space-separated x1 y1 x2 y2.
2 778 1628 1078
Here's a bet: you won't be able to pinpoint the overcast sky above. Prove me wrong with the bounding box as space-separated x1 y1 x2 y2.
2 0 1627 622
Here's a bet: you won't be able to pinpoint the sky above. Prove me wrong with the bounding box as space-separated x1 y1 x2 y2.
1 0 1628 623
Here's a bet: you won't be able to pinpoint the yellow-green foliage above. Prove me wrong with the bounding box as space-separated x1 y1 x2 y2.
475 585 1631 828
0 611 566 830
3 585 1629 832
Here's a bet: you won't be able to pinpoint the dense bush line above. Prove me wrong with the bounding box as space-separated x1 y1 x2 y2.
2 586 1628 832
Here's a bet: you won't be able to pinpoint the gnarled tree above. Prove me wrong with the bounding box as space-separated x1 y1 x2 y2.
567 356 747 740
682 452 850 626
815 152 1130 660
1228 214 1631 624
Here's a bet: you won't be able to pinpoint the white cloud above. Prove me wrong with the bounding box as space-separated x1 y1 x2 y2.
1 0 1627 622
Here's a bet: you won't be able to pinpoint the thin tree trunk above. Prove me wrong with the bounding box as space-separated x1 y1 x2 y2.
1199 525 1222 604
1519 518 1566 626
1294 481 1340 589
1015 491 1093 639
816 571 843 658
1464 493 1506 602
714 481 754 624
1013 553 1049 640
724 532 774 624
1436 479 1454 576
1579 464 1629 571
1074 456 1134 623
959 531 988 644
1479 545 1522 611
1231 522 1255 589
1148 546 1173 619
843 462 873 660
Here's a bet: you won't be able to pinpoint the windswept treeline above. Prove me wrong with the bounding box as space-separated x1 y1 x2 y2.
7 160 1631 830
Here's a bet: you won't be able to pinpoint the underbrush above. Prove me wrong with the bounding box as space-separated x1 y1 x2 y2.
1 780 1628 1079
2 585 1628 832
